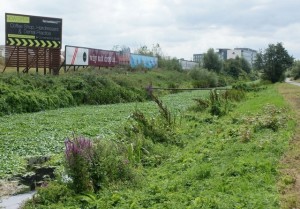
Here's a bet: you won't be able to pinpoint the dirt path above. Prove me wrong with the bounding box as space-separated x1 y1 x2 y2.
286 78 300 87
278 83 300 209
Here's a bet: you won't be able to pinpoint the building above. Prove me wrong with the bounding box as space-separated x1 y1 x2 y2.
233 48 257 66
217 48 230 60
194 47 257 66
227 48 257 66
193 54 204 64
179 59 199 70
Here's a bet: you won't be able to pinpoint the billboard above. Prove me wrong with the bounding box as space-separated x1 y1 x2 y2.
65 46 89 66
130 54 158 69
89 49 118 67
5 13 62 48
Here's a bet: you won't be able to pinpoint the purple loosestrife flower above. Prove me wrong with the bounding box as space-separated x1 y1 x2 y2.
64 136 93 165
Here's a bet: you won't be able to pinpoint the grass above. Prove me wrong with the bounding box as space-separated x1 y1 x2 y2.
18 84 296 209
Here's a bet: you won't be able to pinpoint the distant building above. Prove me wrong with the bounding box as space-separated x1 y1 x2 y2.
226 48 257 66
227 49 242 60
193 54 204 63
217 48 230 60
234 48 257 66
179 59 199 70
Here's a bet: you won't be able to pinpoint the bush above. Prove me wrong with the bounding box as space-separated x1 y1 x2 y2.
222 89 246 102
189 68 218 88
91 139 135 191
64 136 94 193
64 135 135 193
191 89 245 116
0 72 148 116
290 61 300 80
22 182 76 208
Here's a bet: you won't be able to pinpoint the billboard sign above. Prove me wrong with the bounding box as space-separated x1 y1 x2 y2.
89 49 118 67
65 46 89 66
130 54 158 69
5 13 62 48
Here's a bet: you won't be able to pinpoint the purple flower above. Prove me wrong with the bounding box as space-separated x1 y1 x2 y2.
65 136 93 165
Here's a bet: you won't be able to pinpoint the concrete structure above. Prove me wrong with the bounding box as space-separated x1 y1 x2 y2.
193 53 204 64
227 49 242 60
179 59 199 70
234 48 257 66
217 48 230 60
194 47 257 67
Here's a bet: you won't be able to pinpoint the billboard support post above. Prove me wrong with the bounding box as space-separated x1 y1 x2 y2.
17 47 19 73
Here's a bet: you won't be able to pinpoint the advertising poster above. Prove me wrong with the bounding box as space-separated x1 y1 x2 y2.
89 49 118 67
5 13 62 48
65 46 89 66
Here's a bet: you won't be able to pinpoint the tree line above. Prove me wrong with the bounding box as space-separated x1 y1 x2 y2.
135 42 298 83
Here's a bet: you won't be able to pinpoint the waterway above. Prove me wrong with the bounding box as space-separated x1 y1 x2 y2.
0 191 35 209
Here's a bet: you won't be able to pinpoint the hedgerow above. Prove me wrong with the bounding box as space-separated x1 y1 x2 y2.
0 72 147 116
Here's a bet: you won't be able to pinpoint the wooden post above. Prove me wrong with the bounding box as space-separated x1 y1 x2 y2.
36 48 39 73
17 47 19 73
44 48 46 75
26 47 29 73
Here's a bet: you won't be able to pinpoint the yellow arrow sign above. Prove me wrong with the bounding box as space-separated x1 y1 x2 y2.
8 38 15 45
46 40 52 48
16 39 22 46
28 39 34 47
52 41 58 48
34 40 40 47
21 39 28 46
41 40 46 47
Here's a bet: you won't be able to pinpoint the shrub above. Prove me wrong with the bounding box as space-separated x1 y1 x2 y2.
64 135 135 193
191 89 244 116
90 139 134 191
189 68 218 88
222 89 246 102
290 61 300 80
64 136 94 193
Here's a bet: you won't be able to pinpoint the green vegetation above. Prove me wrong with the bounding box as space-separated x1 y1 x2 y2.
203 48 223 73
189 68 219 88
0 69 193 116
289 60 300 80
0 46 298 208
0 83 290 209
254 43 294 83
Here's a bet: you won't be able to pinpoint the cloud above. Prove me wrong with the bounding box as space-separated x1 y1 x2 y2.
1 0 300 59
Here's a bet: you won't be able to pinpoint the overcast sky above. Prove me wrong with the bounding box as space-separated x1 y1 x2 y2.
2 0 300 60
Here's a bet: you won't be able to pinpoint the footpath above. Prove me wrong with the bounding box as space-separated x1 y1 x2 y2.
278 81 300 209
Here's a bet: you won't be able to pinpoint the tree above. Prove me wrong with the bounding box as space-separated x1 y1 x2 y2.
134 45 153 56
257 43 294 83
240 57 252 74
290 60 300 80
223 57 244 78
203 48 222 73
253 49 263 71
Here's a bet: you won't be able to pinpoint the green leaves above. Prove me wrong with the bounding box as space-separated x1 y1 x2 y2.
259 42 294 83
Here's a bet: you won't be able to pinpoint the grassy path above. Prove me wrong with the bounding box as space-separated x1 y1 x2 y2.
278 83 300 209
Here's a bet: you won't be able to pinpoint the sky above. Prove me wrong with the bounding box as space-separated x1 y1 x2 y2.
2 0 300 60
